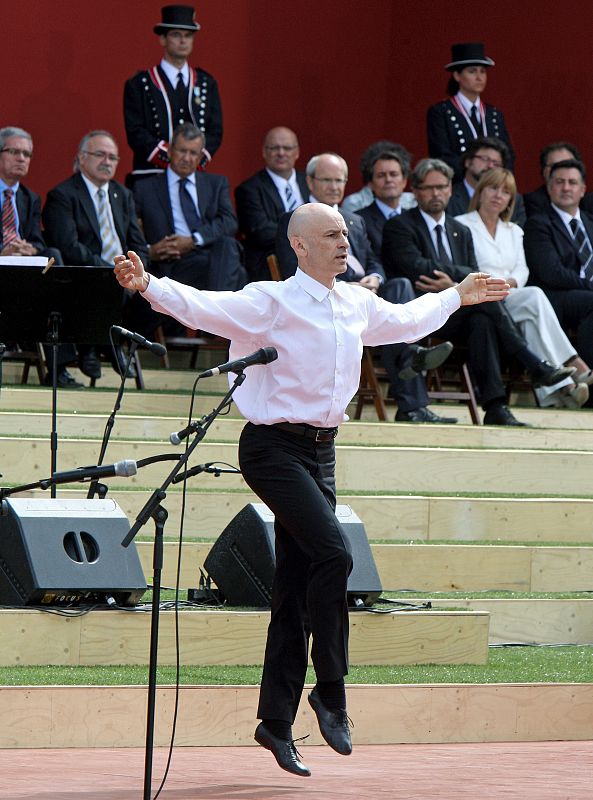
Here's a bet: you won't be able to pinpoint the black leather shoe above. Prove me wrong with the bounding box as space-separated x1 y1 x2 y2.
79 348 102 379
111 345 137 379
528 361 576 388
395 407 458 424
308 688 352 756
483 404 529 426
398 341 454 380
254 722 311 777
43 368 84 389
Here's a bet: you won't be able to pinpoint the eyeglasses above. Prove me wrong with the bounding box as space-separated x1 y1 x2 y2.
265 145 298 153
172 147 203 158
417 183 450 193
473 154 503 168
82 150 120 163
312 177 347 186
0 148 32 158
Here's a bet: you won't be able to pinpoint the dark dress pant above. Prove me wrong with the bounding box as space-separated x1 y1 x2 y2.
544 289 593 368
238 422 353 723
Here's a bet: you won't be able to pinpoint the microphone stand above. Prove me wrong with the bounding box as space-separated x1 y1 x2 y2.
87 341 139 499
120 371 246 800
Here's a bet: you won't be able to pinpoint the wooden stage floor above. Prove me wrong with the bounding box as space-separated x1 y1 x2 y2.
0 741 592 799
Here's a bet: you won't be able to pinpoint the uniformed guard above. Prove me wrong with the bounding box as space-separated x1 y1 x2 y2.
123 4 223 183
426 42 514 181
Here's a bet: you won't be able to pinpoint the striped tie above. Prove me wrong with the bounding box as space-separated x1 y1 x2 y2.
2 188 18 246
97 189 121 264
285 182 297 212
570 218 593 281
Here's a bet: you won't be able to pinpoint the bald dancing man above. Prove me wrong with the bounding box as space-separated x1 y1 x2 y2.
114 203 509 777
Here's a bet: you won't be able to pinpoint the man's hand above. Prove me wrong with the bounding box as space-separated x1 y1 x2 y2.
354 275 381 293
149 235 182 261
167 234 195 255
114 251 150 292
456 272 510 306
1 238 38 256
415 270 454 293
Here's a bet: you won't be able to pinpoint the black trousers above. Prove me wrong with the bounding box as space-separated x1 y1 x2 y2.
238 422 353 724
431 301 526 408
544 288 593 368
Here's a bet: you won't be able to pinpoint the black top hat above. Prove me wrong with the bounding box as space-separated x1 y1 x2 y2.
154 5 201 35
445 43 495 71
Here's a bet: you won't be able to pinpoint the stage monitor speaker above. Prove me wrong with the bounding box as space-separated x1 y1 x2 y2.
0 498 147 607
204 503 382 608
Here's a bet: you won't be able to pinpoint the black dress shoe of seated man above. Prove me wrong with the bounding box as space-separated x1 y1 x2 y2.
254 722 311 777
307 687 352 756
395 407 458 424
483 404 529 426
398 341 454 380
79 348 102 380
528 361 576 388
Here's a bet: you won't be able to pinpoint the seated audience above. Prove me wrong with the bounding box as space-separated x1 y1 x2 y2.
276 152 457 424
341 140 416 214
427 42 514 180
356 146 411 257
0 126 80 388
456 168 588 408
382 158 574 426
446 136 525 225
43 130 151 381
524 142 593 218
133 123 245 298
235 126 307 280
524 158 593 380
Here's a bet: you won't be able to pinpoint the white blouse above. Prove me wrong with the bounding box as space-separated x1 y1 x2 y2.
455 210 529 288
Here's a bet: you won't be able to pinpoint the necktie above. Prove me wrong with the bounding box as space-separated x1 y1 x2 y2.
570 218 593 281
435 224 452 266
97 189 120 264
1 188 18 246
285 182 297 212
470 104 481 134
179 178 201 232
176 71 184 91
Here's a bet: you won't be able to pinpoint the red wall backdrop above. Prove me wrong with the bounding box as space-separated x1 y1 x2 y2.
4 0 591 201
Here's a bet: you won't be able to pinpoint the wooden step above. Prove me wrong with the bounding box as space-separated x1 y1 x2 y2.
0 608 488 666
0 681 590 748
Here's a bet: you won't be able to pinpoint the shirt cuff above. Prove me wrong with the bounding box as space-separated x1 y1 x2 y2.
440 285 462 315
142 274 165 303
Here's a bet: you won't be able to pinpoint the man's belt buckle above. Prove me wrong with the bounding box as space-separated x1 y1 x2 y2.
315 428 336 442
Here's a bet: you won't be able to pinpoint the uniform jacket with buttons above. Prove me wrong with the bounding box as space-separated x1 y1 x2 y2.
123 65 223 173
426 98 514 181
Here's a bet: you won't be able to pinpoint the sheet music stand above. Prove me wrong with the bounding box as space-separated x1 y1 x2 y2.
0 265 123 493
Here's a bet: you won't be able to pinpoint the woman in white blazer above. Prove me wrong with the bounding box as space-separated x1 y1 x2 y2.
456 168 591 408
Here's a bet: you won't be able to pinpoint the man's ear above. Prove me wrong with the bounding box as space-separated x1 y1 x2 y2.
289 235 306 256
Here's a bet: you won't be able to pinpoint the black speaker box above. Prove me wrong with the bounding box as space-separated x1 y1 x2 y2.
0 498 147 606
204 503 382 608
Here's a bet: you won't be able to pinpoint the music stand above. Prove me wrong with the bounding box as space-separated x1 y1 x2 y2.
0 265 123 493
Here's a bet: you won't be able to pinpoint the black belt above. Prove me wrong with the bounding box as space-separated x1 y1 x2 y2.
273 422 338 442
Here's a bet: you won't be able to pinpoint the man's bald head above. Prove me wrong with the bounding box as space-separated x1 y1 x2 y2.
263 126 300 177
287 203 349 288
305 153 348 206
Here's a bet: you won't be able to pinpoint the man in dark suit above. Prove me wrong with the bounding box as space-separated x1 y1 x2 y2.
133 122 244 297
123 5 222 180
43 130 150 380
276 152 457 424
446 136 526 225
0 126 81 388
235 126 308 280
382 158 573 425
524 142 593 219
524 159 593 371
356 146 411 257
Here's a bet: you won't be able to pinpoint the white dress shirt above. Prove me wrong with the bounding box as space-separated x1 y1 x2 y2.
455 211 529 287
167 167 204 245
419 208 453 261
266 168 304 212
160 58 189 88
144 268 460 426
80 173 123 253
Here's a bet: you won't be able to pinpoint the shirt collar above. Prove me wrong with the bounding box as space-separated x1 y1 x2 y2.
374 197 401 218
419 207 446 231
80 172 109 198
294 267 333 300
456 91 478 114
552 203 582 226
0 179 18 194
463 178 475 198
168 167 196 188
160 58 189 87
265 167 296 190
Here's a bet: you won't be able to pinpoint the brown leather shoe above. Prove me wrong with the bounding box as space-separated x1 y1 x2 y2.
308 687 352 755
254 722 311 777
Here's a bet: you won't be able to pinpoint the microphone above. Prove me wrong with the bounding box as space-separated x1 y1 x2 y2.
170 421 200 446
199 346 278 378
40 460 138 488
111 325 167 357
